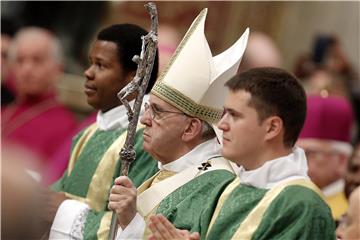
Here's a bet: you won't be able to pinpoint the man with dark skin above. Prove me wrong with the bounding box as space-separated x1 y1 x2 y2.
45 24 159 239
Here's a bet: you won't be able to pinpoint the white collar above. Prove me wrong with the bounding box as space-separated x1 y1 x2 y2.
236 147 309 189
322 179 345 197
96 95 149 131
159 138 221 173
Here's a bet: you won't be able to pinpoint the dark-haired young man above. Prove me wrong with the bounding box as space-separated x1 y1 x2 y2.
47 24 159 239
149 67 335 240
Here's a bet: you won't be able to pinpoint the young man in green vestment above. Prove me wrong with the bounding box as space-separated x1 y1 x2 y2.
148 67 336 240
46 24 160 239
107 9 249 240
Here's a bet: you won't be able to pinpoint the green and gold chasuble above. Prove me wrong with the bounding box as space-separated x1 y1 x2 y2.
52 123 158 239
138 158 235 239
203 178 336 240
156 170 234 233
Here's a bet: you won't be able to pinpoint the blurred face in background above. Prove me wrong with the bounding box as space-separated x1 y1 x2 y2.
1 34 12 81
12 30 62 98
297 139 348 189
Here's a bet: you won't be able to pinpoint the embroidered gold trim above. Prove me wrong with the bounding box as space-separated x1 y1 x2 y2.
137 173 158 195
86 123 145 212
206 177 241 238
64 192 89 205
152 82 222 123
86 129 129 212
97 212 112 240
231 179 324 240
67 123 98 175
150 9 221 124
143 204 161 240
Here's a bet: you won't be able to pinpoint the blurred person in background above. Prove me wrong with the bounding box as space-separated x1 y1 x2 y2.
335 142 360 237
344 143 360 199
336 186 360 240
293 33 360 143
238 31 282 73
1 17 19 106
297 95 355 221
1 143 46 239
157 25 181 72
1 27 77 181
294 34 356 85
302 69 350 99
311 34 355 81
48 24 159 240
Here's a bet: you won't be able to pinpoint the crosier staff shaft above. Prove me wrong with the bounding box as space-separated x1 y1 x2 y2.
108 3 158 240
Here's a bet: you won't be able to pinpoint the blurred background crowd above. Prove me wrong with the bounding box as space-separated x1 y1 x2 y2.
1 1 359 239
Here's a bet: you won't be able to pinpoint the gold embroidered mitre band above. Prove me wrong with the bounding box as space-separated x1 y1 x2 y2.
152 8 249 124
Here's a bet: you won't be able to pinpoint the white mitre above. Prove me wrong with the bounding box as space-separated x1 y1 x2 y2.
152 8 249 125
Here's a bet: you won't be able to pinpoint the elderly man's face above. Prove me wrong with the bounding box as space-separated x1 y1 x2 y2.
13 33 61 97
297 139 347 189
140 94 190 164
1 35 12 80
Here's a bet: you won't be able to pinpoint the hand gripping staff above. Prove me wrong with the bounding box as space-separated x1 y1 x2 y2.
108 3 158 240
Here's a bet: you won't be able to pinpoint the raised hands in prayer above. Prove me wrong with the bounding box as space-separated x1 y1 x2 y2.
148 214 200 240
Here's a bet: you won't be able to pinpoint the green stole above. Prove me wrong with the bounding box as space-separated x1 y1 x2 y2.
52 123 158 239
204 178 336 240
156 170 234 234
137 157 235 239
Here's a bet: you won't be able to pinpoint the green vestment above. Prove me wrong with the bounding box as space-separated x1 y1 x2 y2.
52 124 158 239
138 167 235 239
157 170 235 234
203 178 336 240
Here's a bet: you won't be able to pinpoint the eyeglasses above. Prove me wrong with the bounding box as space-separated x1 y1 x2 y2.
303 149 339 159
144 102 187 121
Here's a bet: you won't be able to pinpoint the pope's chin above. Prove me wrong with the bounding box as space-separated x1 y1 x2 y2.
142 136 152 152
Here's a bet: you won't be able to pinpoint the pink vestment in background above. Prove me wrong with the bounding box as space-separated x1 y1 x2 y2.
2 93 78 181
44 111 97 185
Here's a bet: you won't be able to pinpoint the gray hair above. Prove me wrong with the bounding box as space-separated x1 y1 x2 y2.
9 27 63 64
201 121 216 140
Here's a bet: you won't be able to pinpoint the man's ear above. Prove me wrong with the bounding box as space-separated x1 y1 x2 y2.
182 118 203 142
264 116 283 141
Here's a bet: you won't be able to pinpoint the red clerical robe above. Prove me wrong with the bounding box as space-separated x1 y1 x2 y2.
2 93 77 180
